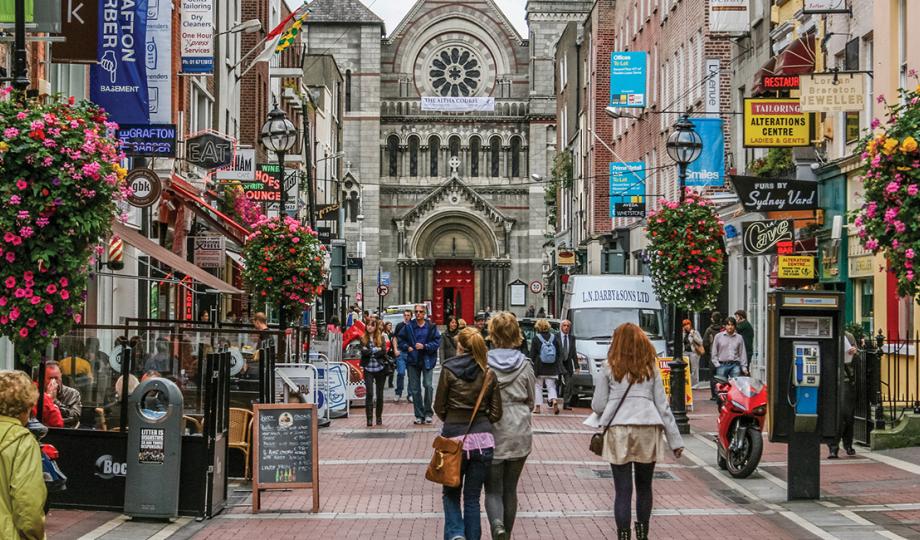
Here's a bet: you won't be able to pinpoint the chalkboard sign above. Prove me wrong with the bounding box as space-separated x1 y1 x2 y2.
252 403 319 513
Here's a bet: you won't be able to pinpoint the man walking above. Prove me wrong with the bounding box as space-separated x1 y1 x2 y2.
711 317 748 382
393 310 413 402
734 310 755 368
557 320 577 409
398 305 441 424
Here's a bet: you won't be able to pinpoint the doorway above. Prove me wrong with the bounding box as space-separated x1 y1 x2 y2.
432 260 474 325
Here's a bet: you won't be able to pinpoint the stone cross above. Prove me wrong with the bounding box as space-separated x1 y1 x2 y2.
449 156 460 175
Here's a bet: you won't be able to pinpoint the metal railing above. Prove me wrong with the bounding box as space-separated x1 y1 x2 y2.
269 43 304 73
879 334 920 424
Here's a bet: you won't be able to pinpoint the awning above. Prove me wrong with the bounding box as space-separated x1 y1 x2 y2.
774 34 816 76
751 57 777 96
227 250 245 269
111 221 244 295
167 174 250 245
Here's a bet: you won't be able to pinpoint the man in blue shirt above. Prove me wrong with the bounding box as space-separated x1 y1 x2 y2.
397 304 440 424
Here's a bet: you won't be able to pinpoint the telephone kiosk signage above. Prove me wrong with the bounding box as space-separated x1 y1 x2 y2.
767 290 843 500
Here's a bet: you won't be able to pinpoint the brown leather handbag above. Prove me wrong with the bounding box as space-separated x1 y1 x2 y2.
589 382 633 457
425 370 492 488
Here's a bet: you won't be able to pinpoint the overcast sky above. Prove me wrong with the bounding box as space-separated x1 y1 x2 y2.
289 0 529 37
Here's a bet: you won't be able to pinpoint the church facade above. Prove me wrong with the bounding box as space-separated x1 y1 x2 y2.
305 0 591 322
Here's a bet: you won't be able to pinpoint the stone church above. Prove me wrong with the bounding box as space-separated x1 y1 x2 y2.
305 0 591 323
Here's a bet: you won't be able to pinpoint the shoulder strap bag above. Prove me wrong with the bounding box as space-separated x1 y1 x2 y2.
425 370 492 488
589 381 634 457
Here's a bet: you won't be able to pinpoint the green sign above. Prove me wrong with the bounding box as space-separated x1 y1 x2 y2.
0 0 34 23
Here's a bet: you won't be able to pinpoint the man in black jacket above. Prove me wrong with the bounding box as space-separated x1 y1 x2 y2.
557 320 578 409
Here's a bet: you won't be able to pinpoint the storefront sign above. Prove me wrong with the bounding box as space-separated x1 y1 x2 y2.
609 162 646 218
193 236 226 268
186 132 235 169
803 0 849 14
52 0 98 62
705 59 721 114
180 0 213 73
730 175 819 212
90 0 150 125
557 250 577 267
146 0 172 122
686 118 725 187
763 75 800 90
742 220 794 256
800 73 867 113
848 256 874 278
420 97 495 112
216 148 256 181
609 52 647 108
709 0 749 33
126 169 162 208
316 203 341 221
778 256 815 279
118 124 177 157
743 98 812 147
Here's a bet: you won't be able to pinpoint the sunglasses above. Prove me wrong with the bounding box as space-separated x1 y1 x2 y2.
415 310 426 314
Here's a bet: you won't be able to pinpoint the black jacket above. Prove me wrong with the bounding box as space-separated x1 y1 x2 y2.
440 329 459 361
529 331 565 377
434 354 502 438
557 331 577 374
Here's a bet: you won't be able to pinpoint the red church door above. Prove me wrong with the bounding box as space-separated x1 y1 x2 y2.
432 260 475 325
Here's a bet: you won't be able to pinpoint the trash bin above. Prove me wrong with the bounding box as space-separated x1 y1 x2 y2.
124 378 183 519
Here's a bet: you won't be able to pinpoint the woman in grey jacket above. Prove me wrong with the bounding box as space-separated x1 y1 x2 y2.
591 323 684 540
485 312 536 540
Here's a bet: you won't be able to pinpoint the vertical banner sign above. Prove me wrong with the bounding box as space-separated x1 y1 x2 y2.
90 0 150 125
685 118 725 187
709 0 749 33
609 162 646 218
145 0 172 123
705 59 721 114
609 52 647 108
180 0 213 74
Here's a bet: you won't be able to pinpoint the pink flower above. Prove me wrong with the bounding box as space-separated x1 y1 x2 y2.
15 179 27 190
4 253 13 263
8 196 20 205
907 249 916 260
19 227 33 239
3 127 19 139
291 237 300 243
43 304 53 315
25 318 36 328
60 290 70 300
0 297 6 307
910 185 919 197
4 277 15 289
895 221 907 233
11 236 21 246
73 313 81 323
866 239 879 250
13 288 25 299
30 296 41 305
15 112 27 120
59 277 68 287
908 270 916 282
886 181 901 194
45 284 57 294
18 328 27 338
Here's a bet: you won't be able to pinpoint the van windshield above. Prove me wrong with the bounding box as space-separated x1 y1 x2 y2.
570 308 663 340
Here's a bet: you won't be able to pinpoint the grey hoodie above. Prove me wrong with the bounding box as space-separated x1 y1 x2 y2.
487 348 537 460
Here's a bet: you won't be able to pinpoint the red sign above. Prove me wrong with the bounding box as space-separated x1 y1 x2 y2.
763 75 800 90
777 241 795 255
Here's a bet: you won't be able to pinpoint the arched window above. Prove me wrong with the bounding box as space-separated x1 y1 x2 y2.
510 136 522 178
408 135 419 177
449 135 461 157
469 136 481 177
490 136 501 177
429 136 440 177
345 70 352 112
387 135 399 177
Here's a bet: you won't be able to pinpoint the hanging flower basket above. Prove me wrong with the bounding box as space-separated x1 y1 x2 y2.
647 191 725 312
853 81 920 300
0 91 128 362
242 215 326 312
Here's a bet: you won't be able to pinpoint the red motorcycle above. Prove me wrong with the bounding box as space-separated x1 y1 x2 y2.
714 375 767 478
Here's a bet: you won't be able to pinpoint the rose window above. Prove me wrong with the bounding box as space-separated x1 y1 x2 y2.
429 47 481 97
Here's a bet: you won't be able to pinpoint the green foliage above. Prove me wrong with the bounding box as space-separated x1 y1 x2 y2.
748 147 794 178
546 151 574 230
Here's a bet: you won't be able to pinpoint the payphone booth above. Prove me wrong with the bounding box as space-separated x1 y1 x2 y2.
767 290 844 500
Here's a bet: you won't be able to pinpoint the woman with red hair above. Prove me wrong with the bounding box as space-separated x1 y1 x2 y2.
591 323 684 540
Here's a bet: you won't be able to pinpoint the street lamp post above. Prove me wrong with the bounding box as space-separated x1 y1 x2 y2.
12 0 28 91
664 114 702 435
260 107 298 359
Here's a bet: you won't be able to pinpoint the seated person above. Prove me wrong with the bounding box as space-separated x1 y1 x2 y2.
144 337 175 375
99 374 140 430
43 361 82 428
141 370 161 383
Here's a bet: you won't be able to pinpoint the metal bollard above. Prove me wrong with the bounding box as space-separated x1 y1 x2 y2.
668 359 690 434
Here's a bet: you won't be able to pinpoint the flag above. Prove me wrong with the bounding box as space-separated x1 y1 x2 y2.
252 3 310 64
275 16 307 54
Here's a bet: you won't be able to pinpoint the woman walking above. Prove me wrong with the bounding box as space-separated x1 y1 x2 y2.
0 371 46 540
434 327 502 540
383 321 397 388
592 323 684 540
682 319 704 388
529 319 565 414
485 312 535 540
359 318 389 427
441 317 460 362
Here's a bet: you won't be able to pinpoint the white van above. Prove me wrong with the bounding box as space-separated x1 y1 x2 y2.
561 275 666 401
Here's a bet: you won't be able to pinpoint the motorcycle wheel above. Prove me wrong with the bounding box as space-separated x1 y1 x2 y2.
727 428 763 479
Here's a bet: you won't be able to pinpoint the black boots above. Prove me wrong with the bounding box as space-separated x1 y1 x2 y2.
617 528 631 539
490 519 507 540
635 521 649 540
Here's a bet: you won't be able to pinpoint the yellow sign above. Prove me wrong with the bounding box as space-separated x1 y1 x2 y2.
778 255 815 279
743 98 812 147
557 250 577 267
800 73 867 113
658 357 694 410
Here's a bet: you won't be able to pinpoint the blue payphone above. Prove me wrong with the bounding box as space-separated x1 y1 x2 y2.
792 341 820 431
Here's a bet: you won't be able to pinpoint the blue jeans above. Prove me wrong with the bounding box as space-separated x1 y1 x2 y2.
407 364 433 420
395 356 407 397
715 361 742 379
443 447 493 540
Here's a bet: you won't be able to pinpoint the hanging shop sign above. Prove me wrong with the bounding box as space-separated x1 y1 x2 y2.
730 175 818 212
186 132 236 169
848 256 874 278
803 0 850 14
685 118 725 187
763 75 800 90
316 203 341 222
253 164 299 214
215 148 256 181
705 59 721 114
743 98 812 147
799 73 867 113
180 0 213 74
742 220 794 256
557 250 577 267
609 52 647 108
90 0 150 125
0 0 33 23
193 236 226 269
117 124 177 157
709 0 749 33
126 169 162 208
146 0 173 123
778 256 815 280
609 162 646 218
52 0 98 62
420 97 495 112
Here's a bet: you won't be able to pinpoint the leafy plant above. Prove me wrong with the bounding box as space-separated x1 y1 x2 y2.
0 90 128 362
748 147 794 178
852 78 920 300
647 190 725 311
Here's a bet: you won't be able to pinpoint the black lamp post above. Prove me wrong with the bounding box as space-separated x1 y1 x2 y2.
260 107 298 353
664 114 702 435
12 0 28 91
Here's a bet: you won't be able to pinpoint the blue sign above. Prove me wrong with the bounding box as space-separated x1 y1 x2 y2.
117 124 177 157
685 118 726 187
380 272 391 287
609 52 647 108
609 162 646 218
90 0 150 125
